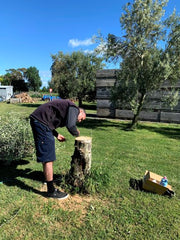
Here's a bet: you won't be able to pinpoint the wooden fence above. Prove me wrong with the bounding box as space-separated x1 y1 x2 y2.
96 69 180 123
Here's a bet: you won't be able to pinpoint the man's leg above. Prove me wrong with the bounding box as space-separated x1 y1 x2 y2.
43 161 53 182
43 161 55 193
43 161 69 200
30 119 68 199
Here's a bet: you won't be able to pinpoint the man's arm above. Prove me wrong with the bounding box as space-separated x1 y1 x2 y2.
52 129 66 142
52 129 58 138
66 106 80 136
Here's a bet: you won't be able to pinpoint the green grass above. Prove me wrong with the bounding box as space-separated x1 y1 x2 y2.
0 101 180 240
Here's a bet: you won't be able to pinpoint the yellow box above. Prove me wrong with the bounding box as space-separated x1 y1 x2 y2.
142 170 173 195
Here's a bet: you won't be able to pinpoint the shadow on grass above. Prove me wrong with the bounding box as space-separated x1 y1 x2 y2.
0 160 63 198
129 178 175 197
81 117 180 140
20 101 96 109
19 103 41 108
78 118 128 130
0 159 108 195
138 124 180 140
81 103 96 110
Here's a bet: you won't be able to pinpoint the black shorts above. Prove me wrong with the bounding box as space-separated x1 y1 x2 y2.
30 118 56 163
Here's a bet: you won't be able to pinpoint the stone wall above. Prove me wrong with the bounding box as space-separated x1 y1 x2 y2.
96 69 180 123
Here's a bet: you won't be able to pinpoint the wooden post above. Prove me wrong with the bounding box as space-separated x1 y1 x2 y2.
68 136 92 188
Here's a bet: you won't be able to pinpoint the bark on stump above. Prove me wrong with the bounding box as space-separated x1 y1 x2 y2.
69 136 92 188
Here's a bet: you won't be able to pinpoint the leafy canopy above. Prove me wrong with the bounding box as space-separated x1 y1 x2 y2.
100 0 180 128
25 66 42 91
3 68 28 91
51 51 104 106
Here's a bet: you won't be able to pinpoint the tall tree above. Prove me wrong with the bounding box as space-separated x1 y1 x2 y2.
1 73 12 85
0 75 4 85
51 51 104 106
165 11 180 83
51 52 77 99
4 68 28 91
71 51 104 106
25 67 42 91
100 0 180 129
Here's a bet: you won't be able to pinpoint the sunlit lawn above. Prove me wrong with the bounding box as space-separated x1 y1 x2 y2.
0 101 180 240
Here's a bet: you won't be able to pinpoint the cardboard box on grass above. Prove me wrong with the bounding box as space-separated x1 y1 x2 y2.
142 170 174 195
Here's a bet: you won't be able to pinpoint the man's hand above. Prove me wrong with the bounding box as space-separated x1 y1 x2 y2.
77 129 80 136
57 134 66 142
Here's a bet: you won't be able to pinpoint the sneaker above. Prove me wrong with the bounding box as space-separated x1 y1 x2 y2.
47 189 69 200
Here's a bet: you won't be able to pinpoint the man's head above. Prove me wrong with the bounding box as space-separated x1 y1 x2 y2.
77 108 86 122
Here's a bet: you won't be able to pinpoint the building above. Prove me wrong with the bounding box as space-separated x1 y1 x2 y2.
0 86 13 101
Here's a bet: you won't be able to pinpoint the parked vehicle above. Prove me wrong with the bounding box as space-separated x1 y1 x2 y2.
42 95 61 101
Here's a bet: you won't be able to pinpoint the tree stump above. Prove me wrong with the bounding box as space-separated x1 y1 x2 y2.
68 136 92 188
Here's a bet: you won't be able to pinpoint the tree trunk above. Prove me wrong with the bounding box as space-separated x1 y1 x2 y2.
130 94 146 129
68 136 92 188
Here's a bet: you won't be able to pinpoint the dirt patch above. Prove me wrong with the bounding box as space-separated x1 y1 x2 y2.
57 194 92 216
40 183 93 218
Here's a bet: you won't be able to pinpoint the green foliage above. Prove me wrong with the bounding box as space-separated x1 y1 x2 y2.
50 51 104 106
40 86 49 92
0 75 3 83
28 91 43 98
63 167 110 195
161 88 180 109
165 11 180 83
25 66 42 91
51 51 77 99
1 72 12 85
3 69 28 91
1 67 42 92
101 0 180 129
83 168 110 194
0 113 34 164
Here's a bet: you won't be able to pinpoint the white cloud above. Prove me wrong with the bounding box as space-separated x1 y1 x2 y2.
68 38 94 48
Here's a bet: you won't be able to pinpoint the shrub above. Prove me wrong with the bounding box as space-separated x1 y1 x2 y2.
28 91 43 98
0 113 34 164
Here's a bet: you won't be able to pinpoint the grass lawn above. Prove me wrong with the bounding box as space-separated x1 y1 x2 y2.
0 101 180 240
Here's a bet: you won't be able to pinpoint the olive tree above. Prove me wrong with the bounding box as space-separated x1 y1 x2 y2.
100 0 180 129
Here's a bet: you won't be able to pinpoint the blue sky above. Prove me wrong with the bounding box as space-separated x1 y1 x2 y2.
0 0 179 87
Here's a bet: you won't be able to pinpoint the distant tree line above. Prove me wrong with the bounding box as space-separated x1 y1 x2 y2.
0 51 104 105
0 67 42 92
